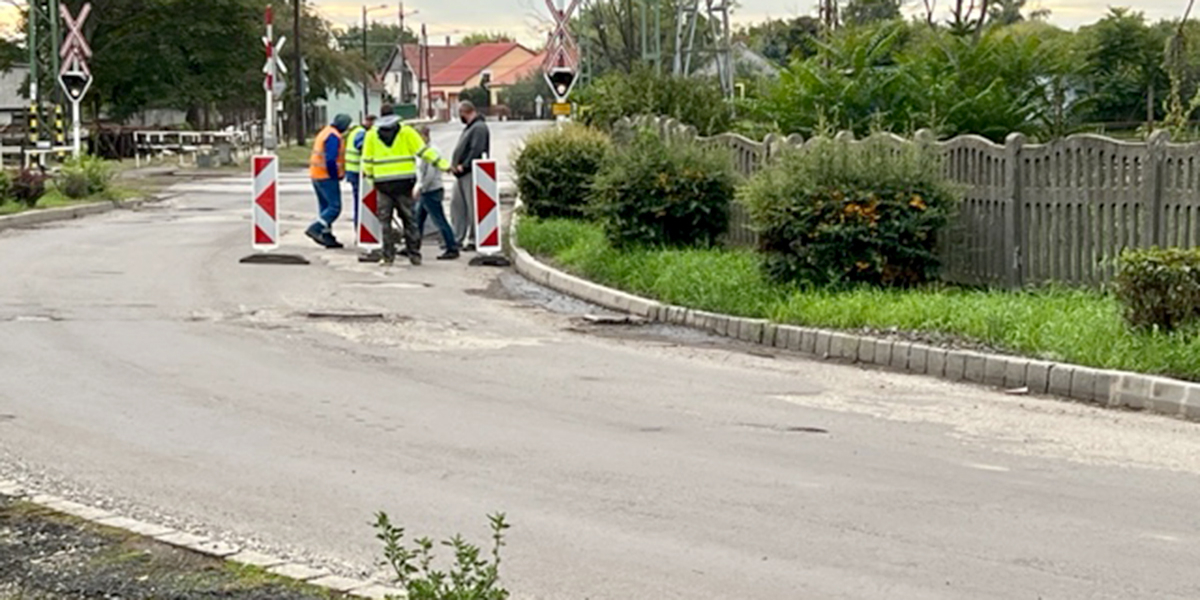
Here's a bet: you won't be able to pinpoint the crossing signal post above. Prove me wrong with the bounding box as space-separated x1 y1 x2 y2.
543 0 580 120
58 3 93 158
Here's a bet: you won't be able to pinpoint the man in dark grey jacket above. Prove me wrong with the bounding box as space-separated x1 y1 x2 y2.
450 101 491 250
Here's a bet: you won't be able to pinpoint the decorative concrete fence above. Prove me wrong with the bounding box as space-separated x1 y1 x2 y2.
616 116 1200 289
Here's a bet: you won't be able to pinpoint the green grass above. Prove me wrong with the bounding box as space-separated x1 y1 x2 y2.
0 183 137 216
519 217 1200 381
275 144 311 170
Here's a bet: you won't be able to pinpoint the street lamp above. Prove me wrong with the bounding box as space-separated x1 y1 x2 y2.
397 3 419 105
362 3 388 118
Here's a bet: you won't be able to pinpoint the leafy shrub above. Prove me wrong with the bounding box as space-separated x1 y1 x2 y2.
375 512 510 600
58 155 114 199
743 21 1076 141
588 128 737 248
513 124 611 219
740 133 957 287
460 85 490 110
1115 247 1200 331
0 170 11 204
12 169 48 207
577 67 734 136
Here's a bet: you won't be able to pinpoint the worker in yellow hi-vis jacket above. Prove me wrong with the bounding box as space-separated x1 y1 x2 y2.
362 105 450 266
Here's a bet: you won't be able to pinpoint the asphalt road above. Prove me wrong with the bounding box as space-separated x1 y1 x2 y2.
3 121 1200 599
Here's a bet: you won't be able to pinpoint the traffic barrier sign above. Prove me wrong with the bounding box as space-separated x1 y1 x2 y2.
252 155 279 250
469 158 509 267
473 159 500 251
357 171 382 250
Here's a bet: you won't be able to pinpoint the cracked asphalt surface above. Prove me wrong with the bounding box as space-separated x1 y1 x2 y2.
2 122 1200 599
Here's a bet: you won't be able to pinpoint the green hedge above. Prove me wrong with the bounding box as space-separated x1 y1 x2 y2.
514 124 611 220
57 155 114 199
740 134 958 288
1116 247 1200 331
577 67 734 136
0 170 11 205
589 128 737 248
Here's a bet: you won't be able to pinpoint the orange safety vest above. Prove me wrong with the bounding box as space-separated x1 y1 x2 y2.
309 126 346 180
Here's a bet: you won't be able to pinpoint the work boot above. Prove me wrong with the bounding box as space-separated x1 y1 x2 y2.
379 255 395 266
323 233 344 249
437 250 460 261
409 253 423 266
305 224 328 247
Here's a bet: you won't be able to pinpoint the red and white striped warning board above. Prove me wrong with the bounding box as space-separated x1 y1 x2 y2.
357 171 382 250
252 155 279 250
473 159 501 254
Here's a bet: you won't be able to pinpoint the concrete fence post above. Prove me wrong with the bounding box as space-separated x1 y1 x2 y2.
1145 129 1170 248
1004 132 1026 289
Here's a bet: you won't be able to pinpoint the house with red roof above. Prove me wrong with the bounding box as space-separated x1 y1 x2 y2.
384 42 538 121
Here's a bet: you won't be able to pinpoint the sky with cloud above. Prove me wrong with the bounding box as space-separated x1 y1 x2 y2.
0 1 1186 44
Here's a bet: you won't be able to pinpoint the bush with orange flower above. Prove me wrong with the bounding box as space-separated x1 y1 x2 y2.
739 134 958 288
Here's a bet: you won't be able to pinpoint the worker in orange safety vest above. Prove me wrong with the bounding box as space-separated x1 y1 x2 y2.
305 113 352 248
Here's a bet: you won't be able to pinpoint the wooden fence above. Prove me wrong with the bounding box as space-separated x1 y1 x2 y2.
617 116 1199 289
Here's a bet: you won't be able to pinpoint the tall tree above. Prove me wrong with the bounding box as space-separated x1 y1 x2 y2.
0 38 19 71
843 0 902 27
574 0 685 76
736 17 821 66
988 0 1051 26
1078 8 1169 125
55 0 365 126
340 23 417 73
460 31 516 46
947 0 989 37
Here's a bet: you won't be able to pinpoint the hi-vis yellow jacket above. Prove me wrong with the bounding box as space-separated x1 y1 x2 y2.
363 118 449 183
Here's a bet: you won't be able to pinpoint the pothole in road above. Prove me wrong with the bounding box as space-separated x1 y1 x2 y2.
738 422 829 435
304 310 391 322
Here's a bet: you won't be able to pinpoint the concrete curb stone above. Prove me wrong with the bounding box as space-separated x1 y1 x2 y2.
984 355 1009 387
0 194 168 233
1048 365 1074 397
509 223 1200 423
873 339 894 367
907 345 930 375
857 337 876 364
889 342 911 370
1004 358 1029 389
944 351 968 381
927 348 948 378
1025 361 1054 395
268 563 330 582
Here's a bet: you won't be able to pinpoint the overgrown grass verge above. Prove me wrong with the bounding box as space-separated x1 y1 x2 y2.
518 217 1200 381
0 184 139 216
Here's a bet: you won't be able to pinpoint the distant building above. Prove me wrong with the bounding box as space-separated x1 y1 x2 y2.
314 78 388 126
0 64 28 128
386 42 539 121
693 42 781 80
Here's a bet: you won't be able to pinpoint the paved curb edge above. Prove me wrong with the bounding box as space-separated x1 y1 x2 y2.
508 219 1199 423
0 194 174 233
0 482 401 598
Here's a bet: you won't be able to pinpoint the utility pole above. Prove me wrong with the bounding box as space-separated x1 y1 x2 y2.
294 0 305 145
398 2 407 104
422 23 432 118
26 0 62 153
362 5 369 119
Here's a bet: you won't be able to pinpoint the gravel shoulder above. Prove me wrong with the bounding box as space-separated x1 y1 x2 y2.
0 493 346 600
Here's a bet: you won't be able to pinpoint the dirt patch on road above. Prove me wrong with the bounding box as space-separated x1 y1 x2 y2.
0 495 342 600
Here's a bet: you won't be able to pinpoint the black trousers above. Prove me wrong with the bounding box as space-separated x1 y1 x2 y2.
375 179 419 260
